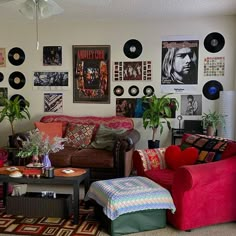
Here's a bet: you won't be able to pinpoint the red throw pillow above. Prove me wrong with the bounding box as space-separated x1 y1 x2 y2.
165 145 198 170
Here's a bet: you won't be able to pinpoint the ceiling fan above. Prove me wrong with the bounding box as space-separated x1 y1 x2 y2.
0 0 64 49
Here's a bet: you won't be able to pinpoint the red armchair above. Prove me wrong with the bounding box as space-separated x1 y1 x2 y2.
133 135 236 231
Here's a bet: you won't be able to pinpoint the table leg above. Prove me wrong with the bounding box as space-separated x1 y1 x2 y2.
3 182 8 206
73 182 79 224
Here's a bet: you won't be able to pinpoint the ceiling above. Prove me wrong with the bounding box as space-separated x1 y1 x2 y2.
0 0 236 23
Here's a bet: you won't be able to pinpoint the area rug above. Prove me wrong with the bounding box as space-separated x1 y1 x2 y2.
0 201 101 236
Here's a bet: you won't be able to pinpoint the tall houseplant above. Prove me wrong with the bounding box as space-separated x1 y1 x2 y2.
0 96 30 146
202 110 225 136
142 93 179 148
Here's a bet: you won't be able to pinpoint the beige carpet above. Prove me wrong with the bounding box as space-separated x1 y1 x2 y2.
98 222 236 236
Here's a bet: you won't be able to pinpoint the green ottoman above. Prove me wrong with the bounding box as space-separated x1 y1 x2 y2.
85 176 176 236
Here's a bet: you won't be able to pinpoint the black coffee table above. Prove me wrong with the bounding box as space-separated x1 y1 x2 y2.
0 167 90 224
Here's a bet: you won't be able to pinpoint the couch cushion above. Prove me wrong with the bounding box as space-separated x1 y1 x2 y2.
181 134 228 163
71 149 114 168
221 141 236 159
65 123 95 148
34 122 63 140
165 145 198 170
145 169 175 192
91 124 127 151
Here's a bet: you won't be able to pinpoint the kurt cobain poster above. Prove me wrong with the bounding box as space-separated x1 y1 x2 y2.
73 45 110 103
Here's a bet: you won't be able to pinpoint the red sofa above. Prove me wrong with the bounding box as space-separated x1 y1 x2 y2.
133 134 236 231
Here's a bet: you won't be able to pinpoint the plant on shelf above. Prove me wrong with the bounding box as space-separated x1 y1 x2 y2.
0 96 30 136
202 110 226 136
142 93 179 148
16 129 67 167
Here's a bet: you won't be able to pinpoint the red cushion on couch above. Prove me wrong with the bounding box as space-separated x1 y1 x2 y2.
165 145 198 170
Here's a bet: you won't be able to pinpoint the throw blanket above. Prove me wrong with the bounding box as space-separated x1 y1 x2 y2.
85 176 176 220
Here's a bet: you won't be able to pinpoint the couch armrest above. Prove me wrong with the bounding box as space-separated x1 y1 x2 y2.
113 129 140 177
173 156 236 191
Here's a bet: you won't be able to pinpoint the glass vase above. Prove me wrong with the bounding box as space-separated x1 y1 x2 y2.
42 154 51 168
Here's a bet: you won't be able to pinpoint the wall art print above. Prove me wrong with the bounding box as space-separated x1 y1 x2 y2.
0 48 6 67
33 72 68 90
0 87 7 106
44 93 63 113
181 94 202 116
43 46 62 66
204 57 225 76
73 45 110 103
161 37 199 93
113 61 152 81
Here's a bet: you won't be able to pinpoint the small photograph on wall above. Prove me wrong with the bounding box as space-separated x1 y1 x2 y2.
33 72 68 88
161 37 199 93
43 46 62 66
73 45 110 103
0 48 6 67
0 87 7 106
44 93 63 113
181 94 202 116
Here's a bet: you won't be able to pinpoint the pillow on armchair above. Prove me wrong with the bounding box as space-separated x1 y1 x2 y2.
165 145 198 170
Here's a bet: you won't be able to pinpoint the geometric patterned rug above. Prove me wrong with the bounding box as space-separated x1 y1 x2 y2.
0 201 101 236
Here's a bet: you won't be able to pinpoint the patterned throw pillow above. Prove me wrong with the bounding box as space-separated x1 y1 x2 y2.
65 123 95 148
181 134 228 163
134 148 167 172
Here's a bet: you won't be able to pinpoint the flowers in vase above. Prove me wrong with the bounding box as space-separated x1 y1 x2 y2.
17 129 67 158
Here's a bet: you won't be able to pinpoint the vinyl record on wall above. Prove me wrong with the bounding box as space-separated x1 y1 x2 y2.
128 85 139 96
8 47 25 66
0 72 4 82
204 32 225 53
10 94 27 110
143 85 154 96
123 39 142 59
113 85 124 96
8 71 26 89
202 80 223 100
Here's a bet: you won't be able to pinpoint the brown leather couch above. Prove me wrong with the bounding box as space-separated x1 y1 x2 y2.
13 115 140 181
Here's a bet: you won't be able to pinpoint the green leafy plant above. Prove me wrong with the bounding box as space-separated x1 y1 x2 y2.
142 93 179 141
0 96 30 135
202 110 226 130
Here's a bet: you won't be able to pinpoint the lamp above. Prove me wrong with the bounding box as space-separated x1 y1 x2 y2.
177 115 183 131
19 0 64 50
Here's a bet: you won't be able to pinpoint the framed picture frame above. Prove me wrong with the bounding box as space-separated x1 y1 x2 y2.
0 48 6 67
43 46 62 66
72 45 110 103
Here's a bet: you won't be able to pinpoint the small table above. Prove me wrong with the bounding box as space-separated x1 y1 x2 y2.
0 166 90 224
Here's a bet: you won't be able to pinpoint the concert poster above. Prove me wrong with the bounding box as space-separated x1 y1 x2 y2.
73 45 110 103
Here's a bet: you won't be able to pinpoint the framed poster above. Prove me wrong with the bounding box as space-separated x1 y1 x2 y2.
73 45 110 103
43 46 62 66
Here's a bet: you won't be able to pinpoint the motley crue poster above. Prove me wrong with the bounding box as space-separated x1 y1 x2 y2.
73 45 110 103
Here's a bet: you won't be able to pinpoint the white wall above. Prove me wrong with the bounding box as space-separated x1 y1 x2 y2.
0 16 236 148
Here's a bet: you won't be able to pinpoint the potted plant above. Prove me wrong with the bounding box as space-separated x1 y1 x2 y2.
142 93 179 148
202 110 226 136
0 96 30 146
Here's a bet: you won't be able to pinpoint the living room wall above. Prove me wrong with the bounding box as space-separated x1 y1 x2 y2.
0 15 236 148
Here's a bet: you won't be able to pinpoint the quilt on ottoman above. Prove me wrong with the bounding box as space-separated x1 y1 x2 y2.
85 176 176 220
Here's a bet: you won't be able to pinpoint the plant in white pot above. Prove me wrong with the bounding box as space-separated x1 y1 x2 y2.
142 93 179 148
202 110 226 136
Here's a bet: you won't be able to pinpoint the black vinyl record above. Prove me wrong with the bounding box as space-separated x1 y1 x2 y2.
10 94 26 110
202 80 223 100
8 47 25 66
123 39 142 59
143 85 154 96
9 71 26 89
0 72 3 82
204 32 225 53
113 85 124 96
128 85 139 96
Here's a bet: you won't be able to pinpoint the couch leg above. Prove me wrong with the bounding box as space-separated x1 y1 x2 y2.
185 229 192 232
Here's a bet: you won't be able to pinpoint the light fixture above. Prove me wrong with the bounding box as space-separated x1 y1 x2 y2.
177 115 183 131
19 0 64 50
